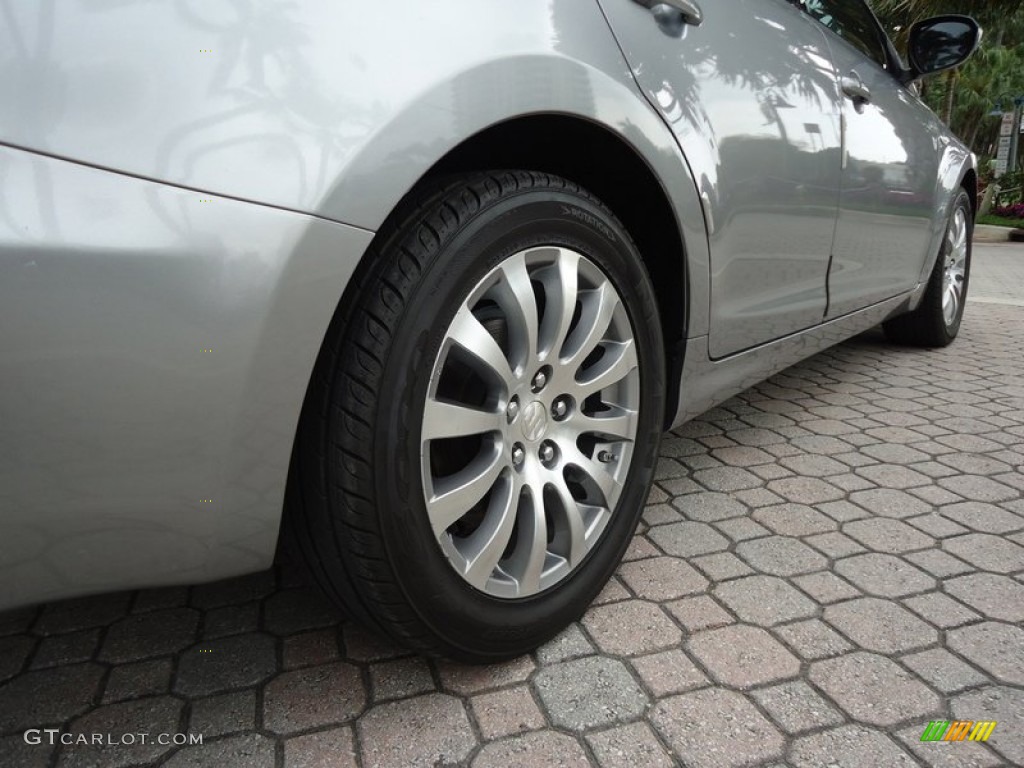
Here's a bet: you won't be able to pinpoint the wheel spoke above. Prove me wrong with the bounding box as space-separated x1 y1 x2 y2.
563 282 618 369
563 444 622 505
576 340 638 400
496 253 539 369
505 485 547 594
955 211 968 251
427 446 504 534
447 308 515 388
944 282 959 325
422 398 500 441
567 405 637 441
551 478 586 567
461 474 520 590
538 248 580 360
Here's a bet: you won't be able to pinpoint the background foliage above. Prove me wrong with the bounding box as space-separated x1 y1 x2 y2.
872 0 1024 177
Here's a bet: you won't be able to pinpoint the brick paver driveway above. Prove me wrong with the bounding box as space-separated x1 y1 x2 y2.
2 244 1022 768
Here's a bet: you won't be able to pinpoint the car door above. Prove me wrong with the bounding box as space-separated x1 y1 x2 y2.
598 0 843 358
799 0 943 318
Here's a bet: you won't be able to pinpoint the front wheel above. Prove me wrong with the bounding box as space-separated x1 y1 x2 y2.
883 188 972 347
290 171 665 662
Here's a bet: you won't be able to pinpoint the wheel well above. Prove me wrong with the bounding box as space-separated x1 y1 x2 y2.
962 168 978 215
426 114 688 426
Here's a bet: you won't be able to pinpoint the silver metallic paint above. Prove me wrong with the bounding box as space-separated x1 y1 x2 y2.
0 146 371 606
600 0 844 358
0 0 976 609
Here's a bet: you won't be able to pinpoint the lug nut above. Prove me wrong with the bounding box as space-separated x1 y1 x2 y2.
539 442 555 463
511 444 525 467
551 397 569 420
532 369 548 392
507 397 520 423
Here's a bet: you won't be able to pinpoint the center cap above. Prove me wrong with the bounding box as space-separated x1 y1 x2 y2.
521 401 548 442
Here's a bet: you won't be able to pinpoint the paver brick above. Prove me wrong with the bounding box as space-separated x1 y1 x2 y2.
535 624 594 664
369 657 435 702
775 619 853 660
470 684 545 739
810 652 940 726
358 694 477 768
284 727 358 768
582 600 681 657
901 648 989 694
282 629 340 670
824 597 937 654
753 504 837 536
945 572 1024 622
902 592 980 628
897 724 1004 768
0 636 32 683
941 501 1024 534
587 723 676 767
631 649 708 697
736 536 826 576
174 633 277 697
767 477 844 504
57 697 183 768
263 661 365 734
713 517 771 542
952 686 1024 766
189 689 257 737
650 689 784 768
161 733 275 768
647 521 729 558
938 474 1018 502
690 553 753 580
751 681 844 734
843 518 934 553
906 512 970 538
665 595 734 632
848 488 931 518
714 575 816 625
793 571 861 604
617 556 708 601
944 533 1024 572
688 625 799 689
438 655 535 695
533 656 648 732
32 594 131 636
473 732 589 768
30 629 99 670
0 663 104 732
791 725 918 768
835 553 935 597
947 622 1024 685
99 608 199 663
102 658 172 703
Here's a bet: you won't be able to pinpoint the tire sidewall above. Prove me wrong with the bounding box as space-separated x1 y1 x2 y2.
373 188 665 660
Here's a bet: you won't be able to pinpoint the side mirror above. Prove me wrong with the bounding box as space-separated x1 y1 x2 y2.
906 15 981 81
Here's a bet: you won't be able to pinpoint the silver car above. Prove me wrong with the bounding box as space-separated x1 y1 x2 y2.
0 1 979 661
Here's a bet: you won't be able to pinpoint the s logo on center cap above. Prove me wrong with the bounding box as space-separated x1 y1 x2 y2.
521 401 548 442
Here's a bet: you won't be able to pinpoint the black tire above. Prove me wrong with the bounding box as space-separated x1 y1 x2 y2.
883 189 972 347
288 171 665 662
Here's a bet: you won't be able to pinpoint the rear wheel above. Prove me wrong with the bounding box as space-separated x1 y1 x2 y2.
289 171 665 662
883 189 972 347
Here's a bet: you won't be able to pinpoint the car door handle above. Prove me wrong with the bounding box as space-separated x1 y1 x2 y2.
632 0 704 27
841 76 871 110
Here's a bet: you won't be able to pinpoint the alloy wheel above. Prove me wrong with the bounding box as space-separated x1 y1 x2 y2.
421 246 641 598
